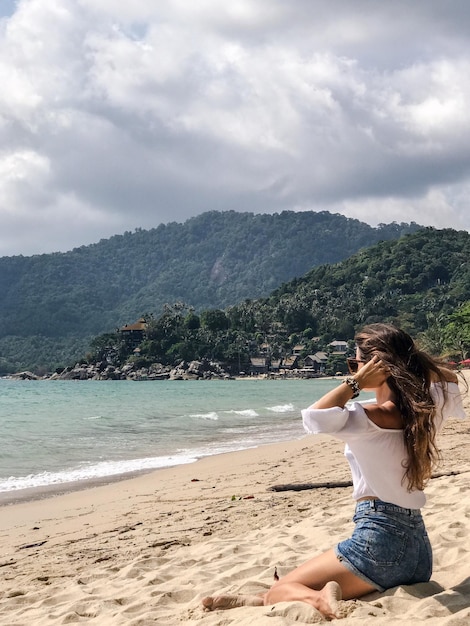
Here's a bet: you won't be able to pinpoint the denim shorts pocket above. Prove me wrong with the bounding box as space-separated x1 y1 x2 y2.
359 517 408 567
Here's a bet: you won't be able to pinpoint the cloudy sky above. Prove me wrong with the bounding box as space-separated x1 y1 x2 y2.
1 1 470 256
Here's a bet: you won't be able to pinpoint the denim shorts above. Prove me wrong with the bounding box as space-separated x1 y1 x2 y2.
335 499 432 592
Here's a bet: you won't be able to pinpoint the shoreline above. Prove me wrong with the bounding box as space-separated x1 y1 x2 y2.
0 466 163 507
4 373 343 381
0 377 345 505
0 440 295 508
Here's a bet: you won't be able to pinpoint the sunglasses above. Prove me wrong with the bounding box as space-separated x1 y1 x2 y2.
346 357 366 374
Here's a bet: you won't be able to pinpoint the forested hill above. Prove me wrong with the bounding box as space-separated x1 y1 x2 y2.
0 210 420 373
260 227 470 341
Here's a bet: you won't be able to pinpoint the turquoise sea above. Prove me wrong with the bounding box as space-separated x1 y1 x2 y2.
0 377 348 503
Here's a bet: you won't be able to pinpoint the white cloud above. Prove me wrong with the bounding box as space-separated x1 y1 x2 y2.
0 0 470 255
318 187 470 231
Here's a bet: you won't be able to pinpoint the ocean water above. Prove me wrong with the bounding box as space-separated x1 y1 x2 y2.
0 377 345 500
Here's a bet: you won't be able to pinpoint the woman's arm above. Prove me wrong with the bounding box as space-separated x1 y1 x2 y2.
309 379 358 410
311 356 389 410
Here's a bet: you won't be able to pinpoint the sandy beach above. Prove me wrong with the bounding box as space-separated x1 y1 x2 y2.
1 374 470 625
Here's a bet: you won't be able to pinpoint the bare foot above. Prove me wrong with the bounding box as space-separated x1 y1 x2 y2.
202 594 264 611
317 581 342 619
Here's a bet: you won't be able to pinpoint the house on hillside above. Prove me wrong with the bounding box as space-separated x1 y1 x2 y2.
250 357 268 375
282 355 299 370
303 351 328 373
292 344 305 356
328 340 348 354
120 317 148 347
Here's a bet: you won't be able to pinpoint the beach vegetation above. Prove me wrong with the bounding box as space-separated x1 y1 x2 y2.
440 302 470 360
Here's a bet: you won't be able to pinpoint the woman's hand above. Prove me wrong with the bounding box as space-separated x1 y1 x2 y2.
310 355 390 410
354 356 389 390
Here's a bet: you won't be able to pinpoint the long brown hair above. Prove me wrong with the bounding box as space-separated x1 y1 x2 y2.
355 323 448 491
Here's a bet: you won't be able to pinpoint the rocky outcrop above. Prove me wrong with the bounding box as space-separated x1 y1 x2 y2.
42 359 232 381
169 360 230 380
8 371 41 380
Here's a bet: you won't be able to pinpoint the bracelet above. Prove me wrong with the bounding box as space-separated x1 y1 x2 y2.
344 376 360 398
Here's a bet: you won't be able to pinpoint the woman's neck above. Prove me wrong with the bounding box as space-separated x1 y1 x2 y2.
374 383 395 405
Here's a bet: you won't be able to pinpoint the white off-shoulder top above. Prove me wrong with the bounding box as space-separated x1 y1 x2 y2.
301 382 466 509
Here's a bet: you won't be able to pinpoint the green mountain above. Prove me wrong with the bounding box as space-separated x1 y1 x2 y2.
0 210 421 373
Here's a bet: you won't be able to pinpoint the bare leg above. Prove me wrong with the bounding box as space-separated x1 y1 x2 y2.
263 548 376 618
202 548 376 617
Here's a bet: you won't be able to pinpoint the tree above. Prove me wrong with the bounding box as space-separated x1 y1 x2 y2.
442 302 470 359
417 313 448 356
184 312 200 330
200 309 229 332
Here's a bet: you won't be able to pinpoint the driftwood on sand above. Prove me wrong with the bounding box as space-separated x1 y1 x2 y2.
268 470 467 492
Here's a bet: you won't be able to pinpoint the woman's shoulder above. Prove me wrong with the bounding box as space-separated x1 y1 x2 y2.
363 400 403 430
430 376 467 421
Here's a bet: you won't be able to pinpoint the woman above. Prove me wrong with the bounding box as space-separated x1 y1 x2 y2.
202 324 466 619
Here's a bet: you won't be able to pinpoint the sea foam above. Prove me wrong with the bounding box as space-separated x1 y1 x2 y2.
0 455 197 492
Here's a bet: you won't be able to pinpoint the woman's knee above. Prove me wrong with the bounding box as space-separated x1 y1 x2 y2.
263 581 287 604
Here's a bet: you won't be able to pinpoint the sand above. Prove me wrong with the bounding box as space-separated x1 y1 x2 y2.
1 374 470 625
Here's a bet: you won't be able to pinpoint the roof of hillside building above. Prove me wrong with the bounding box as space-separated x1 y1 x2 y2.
120 318 147 332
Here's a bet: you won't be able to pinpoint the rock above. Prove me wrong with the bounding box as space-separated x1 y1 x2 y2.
10 371 40 380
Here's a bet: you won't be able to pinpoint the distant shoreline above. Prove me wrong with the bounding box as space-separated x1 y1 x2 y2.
4 371 344 382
